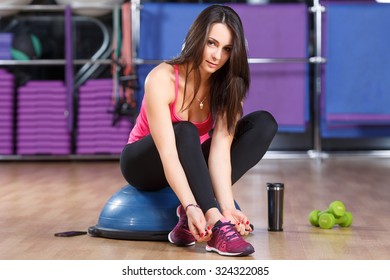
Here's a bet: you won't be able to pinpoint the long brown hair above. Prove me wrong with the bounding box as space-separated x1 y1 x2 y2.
167 5 250 133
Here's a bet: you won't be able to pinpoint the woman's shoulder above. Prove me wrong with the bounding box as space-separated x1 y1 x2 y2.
144 63 176 101
146 62 175 83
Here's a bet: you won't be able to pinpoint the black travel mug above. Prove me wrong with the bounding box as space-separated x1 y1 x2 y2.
267 183 284 231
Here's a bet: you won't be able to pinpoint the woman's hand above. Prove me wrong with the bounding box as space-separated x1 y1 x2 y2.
186 206 212 242
222 208 252 236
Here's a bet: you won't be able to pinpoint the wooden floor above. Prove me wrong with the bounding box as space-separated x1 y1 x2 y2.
0 156 390 260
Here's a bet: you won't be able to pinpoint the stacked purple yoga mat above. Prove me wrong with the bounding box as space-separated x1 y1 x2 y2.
16 81 70 155
0 69 14 155
77 79 131 155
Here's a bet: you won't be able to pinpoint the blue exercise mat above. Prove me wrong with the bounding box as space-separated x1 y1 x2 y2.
139 3 209 61
322 3 390 137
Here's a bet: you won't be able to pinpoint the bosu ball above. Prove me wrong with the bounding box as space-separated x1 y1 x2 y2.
88 185 180 241
88 184 246 241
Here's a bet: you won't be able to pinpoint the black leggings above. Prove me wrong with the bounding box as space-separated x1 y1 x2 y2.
120 110 278 213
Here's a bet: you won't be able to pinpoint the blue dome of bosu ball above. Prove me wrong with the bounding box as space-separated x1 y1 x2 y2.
88 185 180 241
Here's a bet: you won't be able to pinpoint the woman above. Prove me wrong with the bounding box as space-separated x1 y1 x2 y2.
120 4 278 257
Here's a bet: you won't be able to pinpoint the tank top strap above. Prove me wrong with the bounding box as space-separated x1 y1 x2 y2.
174 64 179 100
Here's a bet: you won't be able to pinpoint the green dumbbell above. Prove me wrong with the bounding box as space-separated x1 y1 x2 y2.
308 200 346 226
318 212 353 229
308 210 322 226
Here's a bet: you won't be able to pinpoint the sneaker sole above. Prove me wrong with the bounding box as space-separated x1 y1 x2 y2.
205 245 254 257
168 231 195 246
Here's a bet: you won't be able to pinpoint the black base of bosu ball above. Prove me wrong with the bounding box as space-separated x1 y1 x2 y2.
88 185 180 241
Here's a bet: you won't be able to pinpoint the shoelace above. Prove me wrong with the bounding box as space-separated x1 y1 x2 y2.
213 222 240 242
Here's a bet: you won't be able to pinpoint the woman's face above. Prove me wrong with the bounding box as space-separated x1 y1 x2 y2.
201 23 233 75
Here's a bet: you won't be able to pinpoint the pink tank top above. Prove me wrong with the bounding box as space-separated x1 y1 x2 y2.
128 65 213 144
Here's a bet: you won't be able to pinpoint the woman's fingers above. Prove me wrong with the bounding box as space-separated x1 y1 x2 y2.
236 221 246 236
202 226 212 241
189 223 212 242
187 208 212 242
223 209 253 236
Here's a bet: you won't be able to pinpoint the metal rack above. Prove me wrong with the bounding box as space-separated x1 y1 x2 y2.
309 0 326 161
0 3 117 66
0 3 122 161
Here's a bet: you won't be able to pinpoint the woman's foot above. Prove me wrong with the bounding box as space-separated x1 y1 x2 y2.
206 218 254 256
168 205 196 246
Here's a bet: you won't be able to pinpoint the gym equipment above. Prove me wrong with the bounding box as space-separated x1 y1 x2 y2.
11 32 42 61
16 81 70 155
88 185 180 241
318 212 353 229
308 200 352 229
309 200 346 226
110 2 139 127
308 209 321 227
0 69 14 155
88 184 245 241
321 200 346 217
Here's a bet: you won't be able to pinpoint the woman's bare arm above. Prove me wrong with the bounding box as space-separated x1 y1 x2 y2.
144 63 209 240
208 113 252 235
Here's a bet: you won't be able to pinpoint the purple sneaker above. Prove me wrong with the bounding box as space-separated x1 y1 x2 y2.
168 205 196 246
206 219 255 256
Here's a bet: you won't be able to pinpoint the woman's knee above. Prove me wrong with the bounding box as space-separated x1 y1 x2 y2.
249 110 278 137
174 121 200 142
